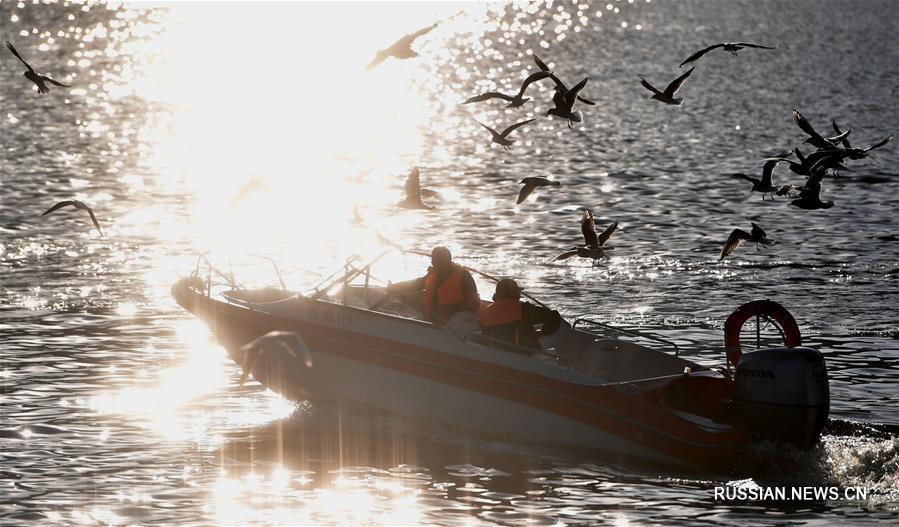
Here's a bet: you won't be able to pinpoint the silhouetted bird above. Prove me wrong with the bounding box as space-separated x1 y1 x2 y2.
366 23 437 70
396 167 436 209
545 76 589 127
719 223 774 260
227 176 270 211
792 110 851 150
640 67 694 105
350 204 364 225
532 54 596 105
679 42 776 68
239 331 312 387
6 40 70 94
552 210 617 265
517 176 559 204
730 158 787 200
41 200 103 236
463 70 554 108
474 117 538 150
790 171 834 210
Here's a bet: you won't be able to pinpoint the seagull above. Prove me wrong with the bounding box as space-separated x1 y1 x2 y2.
545 76 588 127
463 70 554 108
350 204 364 225
719 223 774 260
474 117 538 150
517 176 560 204
239 331 313 387
834 135 893 161
40 200 103 236
532 54 596 105
640 67 694 105
6 40 70 94
790 171 834 210
769 148 842 177
366 23 437 70
679 42 776 68
396 166 436 209
227 176 270 211
792 110 851 150
730 157 789 200
552 210 617 265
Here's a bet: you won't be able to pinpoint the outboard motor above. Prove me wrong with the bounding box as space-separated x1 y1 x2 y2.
732 347 829 448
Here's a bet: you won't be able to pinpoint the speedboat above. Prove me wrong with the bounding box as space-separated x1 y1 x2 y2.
172 250 829 470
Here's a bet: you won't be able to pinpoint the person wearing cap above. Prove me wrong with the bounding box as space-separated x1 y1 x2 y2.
387 246 480 324
479 278 562 350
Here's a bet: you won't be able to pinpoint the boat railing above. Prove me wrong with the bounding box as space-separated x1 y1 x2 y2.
572 317 681 357
463 333 571 370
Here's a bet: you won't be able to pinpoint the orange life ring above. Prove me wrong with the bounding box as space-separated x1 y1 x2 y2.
724 300 802 367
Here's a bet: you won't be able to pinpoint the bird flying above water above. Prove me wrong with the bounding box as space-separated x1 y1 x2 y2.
6 40 70 94
552 210 617 265
239 331 313 387
640 67 694 105
679 42 776 68
730 158 786 200
517 176 560 204
792 110 851 150
463 70 554 108
366 23 437 70
396 166 437 209
474 117 538 150
545 75 589 127
40 200 103 236
532 54 596 105
719 223 773 260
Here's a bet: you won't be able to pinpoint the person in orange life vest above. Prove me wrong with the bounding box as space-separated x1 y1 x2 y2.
480 278 562 350
387 246 480 323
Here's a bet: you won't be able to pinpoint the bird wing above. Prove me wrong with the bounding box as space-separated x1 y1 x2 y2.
404 167 422 199
517 183 537 204
731 173 760 185
580 209 598 246
547 72 569 92
474 119 500 139
576 95 596 106
516 70 553 98
500 117 537 138
365 51 388 71
719 229 751 260
864 135 893 152
283 333 313 368
679 43 724 68
397 22 438 47
85 206 103 236
750 222 767 240
41 200 75 216
564 77 588 109
532 54 551 72
792 110 826 145
832 119 852 148
551 249 579 262
596 221 618 246
40 75 70 88
735 42 777 49
760 159 780 187
640 78 663 96
6 41 35 73
664 67 694 97
463 92 513 104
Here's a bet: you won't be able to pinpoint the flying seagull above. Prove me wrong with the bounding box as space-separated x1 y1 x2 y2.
730 157 788 200
517 176 560 204
679 42 776 68
463 70 554 108
640 67 694 105
552 209 617 265
6 40 71 94
366 23 437 70
790 171 834 210
532 54 596 105
792 110 851 150
396 166 437 209
474 117 538 150
41 200 103 236
545 75 589 127
239 331 313 387
719 223 774 260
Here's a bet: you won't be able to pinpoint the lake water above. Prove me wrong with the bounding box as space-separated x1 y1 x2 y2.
1 0 897 524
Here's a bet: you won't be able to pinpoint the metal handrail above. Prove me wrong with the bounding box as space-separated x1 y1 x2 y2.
464 333 571 370
572 317 681 357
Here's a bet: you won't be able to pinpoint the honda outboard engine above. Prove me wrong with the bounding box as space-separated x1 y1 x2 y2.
732 347 829 448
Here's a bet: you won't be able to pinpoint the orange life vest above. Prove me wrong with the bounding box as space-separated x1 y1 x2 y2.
480 299 534 347
423 264 465 322
480 299 523 327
